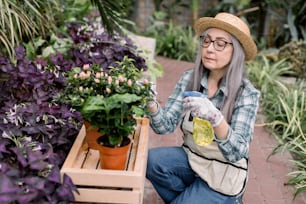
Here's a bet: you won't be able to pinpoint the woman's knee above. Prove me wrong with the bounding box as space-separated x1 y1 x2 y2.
146 147 164 177
147 147 179 173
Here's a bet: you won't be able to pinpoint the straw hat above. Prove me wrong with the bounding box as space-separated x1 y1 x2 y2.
194 12 257 61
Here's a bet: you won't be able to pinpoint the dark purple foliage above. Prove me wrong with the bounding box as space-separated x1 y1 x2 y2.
0 46 81 203
66 16 147 72
0 46 71 106
0 142 78 203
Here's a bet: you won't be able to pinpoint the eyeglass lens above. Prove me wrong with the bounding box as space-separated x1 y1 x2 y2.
201 36 231 51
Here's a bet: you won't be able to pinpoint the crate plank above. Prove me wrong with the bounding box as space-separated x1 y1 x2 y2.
65 125 86 168
71 148 87 169
63 168 143 187
74 188 141 203
127 119 142 170
82 149 100 169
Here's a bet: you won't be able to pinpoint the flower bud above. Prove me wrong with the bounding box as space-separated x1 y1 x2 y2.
115 79 119 86
106 87 111 94
79 71 86 79
96 72 101 78
143 79 149 85
118 76 125 82
83 64 90 70
85 71 91 78
127 79 133 87
108 76 112 84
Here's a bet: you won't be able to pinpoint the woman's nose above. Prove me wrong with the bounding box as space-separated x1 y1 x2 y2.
206 42 215 51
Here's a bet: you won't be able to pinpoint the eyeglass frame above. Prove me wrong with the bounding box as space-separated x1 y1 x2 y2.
200 35 233 51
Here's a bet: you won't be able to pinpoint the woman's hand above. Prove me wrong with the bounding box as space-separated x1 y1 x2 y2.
183 96 223 127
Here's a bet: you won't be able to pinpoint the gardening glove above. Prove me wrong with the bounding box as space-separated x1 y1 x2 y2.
145 82 158 113
183 91 223 127
145 84 158 113
136 77 158 113
146 99 158 113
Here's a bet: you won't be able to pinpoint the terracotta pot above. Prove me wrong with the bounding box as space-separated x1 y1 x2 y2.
97 136 131 170
84 121 102 150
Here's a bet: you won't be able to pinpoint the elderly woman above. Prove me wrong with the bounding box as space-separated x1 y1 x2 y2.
146 12 260 204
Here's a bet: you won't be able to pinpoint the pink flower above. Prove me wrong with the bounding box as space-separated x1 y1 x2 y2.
115 79 119 86
106 87 111 94
95 72 101 78
118 76 125 82
108 76 112 84
94 78 100 83
85 71 91 78
127 79 133 87
79 71 87 79
83 64 90 70
143 79 149 85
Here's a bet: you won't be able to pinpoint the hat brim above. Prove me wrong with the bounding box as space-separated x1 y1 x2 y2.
194 17 257 61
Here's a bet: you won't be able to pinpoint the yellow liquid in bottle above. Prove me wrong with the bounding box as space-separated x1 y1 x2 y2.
193 117 214 146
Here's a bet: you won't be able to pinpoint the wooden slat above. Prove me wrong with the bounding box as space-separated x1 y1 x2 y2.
127 120 141 170
82 149 100 169
62 168 142 188
62 125 86 168
134 118 149 172
74 188 141 203
133 118 149 204
71 147 88 169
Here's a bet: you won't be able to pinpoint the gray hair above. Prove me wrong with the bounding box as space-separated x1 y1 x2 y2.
187 29 246 122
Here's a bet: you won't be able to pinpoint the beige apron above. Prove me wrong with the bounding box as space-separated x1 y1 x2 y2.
181 111 248 196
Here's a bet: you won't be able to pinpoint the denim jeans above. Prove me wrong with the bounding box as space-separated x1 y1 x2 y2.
146 146 243 204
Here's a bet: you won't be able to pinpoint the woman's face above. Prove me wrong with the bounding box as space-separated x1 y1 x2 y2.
201 28 233 72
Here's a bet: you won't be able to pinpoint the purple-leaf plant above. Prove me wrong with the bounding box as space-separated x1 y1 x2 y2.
0 137 78 203
66 13 148 73
0 46 81 203
0 46 73 106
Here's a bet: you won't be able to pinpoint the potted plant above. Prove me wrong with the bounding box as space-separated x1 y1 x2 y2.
55 56 153 169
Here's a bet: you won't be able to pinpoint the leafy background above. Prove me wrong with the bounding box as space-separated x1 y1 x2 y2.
0 0 305 202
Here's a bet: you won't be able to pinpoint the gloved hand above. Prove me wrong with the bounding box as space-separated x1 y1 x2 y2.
145 82 158 113
147 99 158 113
183 94 223 127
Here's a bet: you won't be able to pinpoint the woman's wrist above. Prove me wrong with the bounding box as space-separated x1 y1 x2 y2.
213 119 229 140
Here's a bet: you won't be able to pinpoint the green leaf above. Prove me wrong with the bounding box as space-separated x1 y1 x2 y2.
81 93 142 113
90 0 123 36
42 46 56 57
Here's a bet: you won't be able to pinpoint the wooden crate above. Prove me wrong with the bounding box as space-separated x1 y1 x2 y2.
61 118 150 204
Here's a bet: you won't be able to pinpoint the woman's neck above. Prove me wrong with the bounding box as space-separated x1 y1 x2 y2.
207 70 225 97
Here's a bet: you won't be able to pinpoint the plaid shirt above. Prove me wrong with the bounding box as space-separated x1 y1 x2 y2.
148 69 260 162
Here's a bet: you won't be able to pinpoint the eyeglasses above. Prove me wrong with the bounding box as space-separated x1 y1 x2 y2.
200 36 233 51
